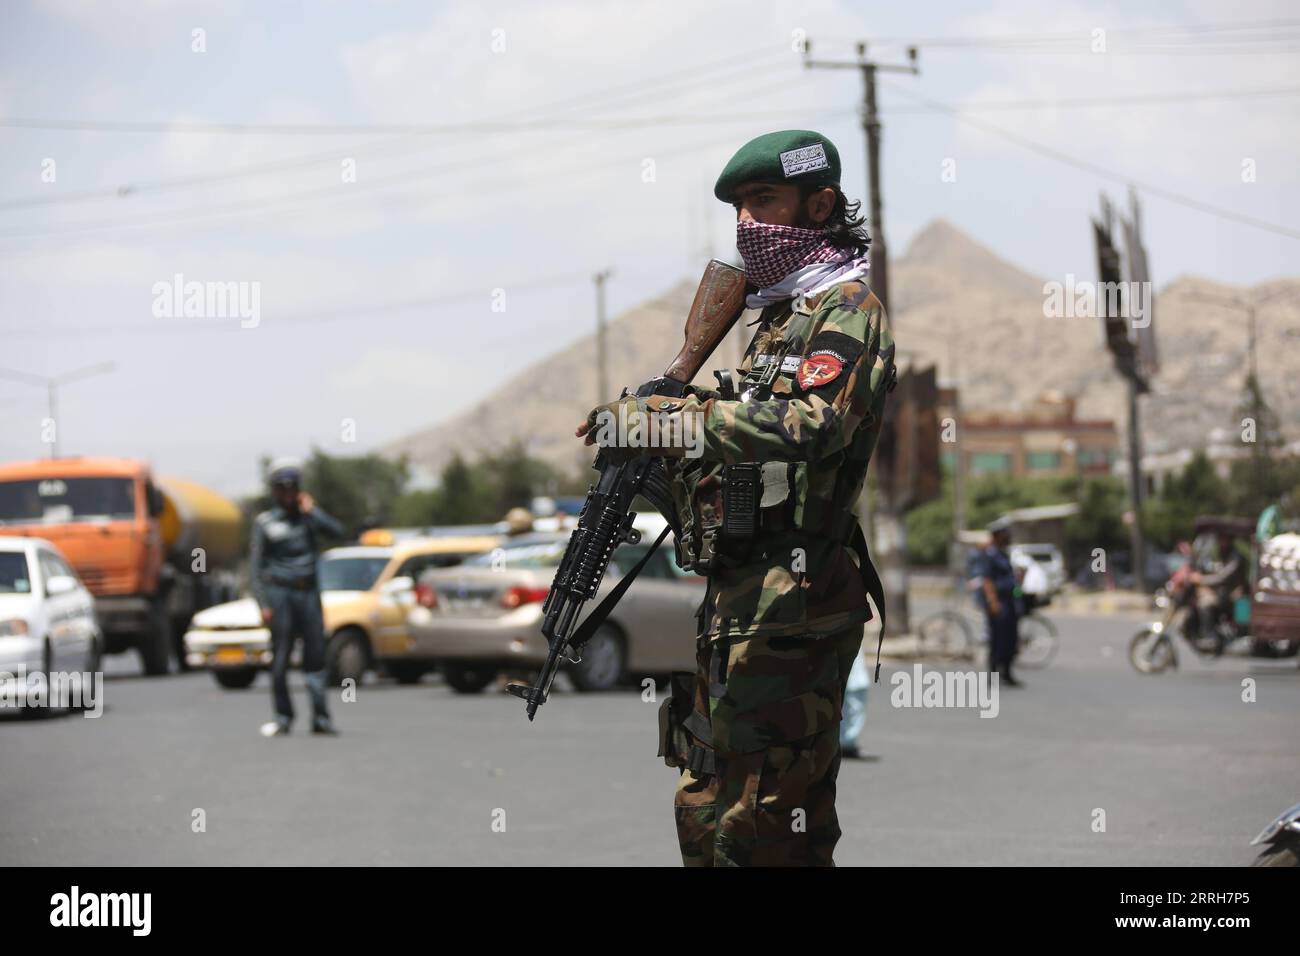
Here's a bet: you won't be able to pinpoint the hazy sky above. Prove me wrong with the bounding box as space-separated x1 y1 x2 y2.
1 0 1297 496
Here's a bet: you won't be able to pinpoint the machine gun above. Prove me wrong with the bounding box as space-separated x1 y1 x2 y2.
507 259 750 719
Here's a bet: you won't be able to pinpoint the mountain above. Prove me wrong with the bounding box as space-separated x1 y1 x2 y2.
382 219 1300 480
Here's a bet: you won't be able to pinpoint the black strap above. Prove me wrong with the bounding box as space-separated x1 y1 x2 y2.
687 745 719 776
848 523 887 684
682 709 712 746
568 525 672 652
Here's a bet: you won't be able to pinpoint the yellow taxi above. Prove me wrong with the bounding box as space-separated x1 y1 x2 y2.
183 530 501 688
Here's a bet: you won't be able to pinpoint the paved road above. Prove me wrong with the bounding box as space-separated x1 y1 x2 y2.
2 606 1297 866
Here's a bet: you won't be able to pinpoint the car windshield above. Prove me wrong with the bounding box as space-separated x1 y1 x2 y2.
318 556 390 591
0 552 32 593
0 477 136 525
465 538 566 569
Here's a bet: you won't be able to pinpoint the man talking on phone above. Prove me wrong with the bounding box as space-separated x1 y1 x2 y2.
249 457 344 737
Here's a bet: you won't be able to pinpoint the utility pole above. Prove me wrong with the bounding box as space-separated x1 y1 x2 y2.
804 39 919 634
1095 194 1153 592
593 269 613 403
948 336 967 583
0 362 115 458
803 40 917 314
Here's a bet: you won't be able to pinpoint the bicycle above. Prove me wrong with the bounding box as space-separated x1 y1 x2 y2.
917 590 1059 669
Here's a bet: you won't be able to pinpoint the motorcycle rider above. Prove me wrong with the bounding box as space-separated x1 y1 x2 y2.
1188 532 1246 655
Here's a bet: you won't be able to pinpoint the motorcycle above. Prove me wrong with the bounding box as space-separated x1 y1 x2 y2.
1128 578 1242 674
1250 802 1300 867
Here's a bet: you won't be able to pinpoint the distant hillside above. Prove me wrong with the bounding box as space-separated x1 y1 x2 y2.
383 219 1300 478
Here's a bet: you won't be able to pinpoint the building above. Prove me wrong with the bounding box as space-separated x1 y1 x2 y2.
938 389 1119 480
1138 434 1300 494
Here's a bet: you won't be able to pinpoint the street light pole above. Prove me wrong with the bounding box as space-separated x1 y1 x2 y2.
0 362 116 458
593 269 613 405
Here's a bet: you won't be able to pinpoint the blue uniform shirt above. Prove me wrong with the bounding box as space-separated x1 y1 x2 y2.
249 504 344 606
974 545 1017 610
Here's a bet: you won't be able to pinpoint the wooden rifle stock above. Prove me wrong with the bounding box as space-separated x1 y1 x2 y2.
663 259 750 384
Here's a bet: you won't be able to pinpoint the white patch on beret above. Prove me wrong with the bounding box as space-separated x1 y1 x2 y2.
779 143 829 178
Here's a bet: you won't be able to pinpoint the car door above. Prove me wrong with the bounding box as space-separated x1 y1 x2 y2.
610 543 704 673
370 553 440 657
37 549 85 672
51 550 96 667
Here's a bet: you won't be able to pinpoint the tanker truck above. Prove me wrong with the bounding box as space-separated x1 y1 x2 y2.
0 457 241 675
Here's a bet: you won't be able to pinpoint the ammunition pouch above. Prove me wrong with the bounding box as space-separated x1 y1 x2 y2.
676 462 759 574
656 671 720 776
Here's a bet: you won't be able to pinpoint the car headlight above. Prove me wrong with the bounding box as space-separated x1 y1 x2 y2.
0 619 30 637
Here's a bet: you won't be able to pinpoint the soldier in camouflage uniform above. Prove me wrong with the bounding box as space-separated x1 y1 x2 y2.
580 130 896 866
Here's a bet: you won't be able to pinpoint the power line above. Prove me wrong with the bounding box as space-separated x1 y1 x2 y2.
880 80 1300 242
857 18 1300 50
0 73 818 241
10 82 1295 215
0 46 789 136
0 50 798 216
1 271 593 338
884 84 1300 113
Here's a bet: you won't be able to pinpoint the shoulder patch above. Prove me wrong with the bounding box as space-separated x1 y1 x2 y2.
795 329 865 399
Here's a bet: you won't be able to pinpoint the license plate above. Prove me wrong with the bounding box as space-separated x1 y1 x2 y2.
444 598 485 611
214 646 248 664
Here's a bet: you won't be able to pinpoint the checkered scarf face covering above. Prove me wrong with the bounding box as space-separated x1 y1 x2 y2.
736 218 845 289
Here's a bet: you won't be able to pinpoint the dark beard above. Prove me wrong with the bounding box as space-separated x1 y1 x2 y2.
792 205 820 230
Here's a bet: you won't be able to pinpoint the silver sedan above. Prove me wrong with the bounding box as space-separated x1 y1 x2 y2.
407 532 704 694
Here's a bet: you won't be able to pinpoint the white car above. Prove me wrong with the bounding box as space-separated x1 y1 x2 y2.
0 536 102 687
1010 543 1066 596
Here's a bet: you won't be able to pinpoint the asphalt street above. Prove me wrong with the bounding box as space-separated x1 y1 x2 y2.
2 603 1297 866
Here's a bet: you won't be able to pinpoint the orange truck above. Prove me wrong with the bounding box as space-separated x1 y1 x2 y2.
0 457 242 674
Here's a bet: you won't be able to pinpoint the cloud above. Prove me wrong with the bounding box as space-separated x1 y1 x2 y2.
35 0 230 43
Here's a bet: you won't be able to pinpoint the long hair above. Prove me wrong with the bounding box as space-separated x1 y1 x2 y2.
799 184 871 257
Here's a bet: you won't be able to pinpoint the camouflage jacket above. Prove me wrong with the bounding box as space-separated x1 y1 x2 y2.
660 279 895 640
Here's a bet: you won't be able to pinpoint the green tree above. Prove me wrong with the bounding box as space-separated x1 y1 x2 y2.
903 472 1122 568
482 440 559 516
905 491 954 566
1141 451 1228 550
389 445 585 527
1231 372 1286 518
301 448 410 537
1064 477 1128 564
440 451 494 522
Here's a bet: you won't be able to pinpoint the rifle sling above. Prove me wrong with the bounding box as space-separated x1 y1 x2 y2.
567 525 673 653
848 523 887 684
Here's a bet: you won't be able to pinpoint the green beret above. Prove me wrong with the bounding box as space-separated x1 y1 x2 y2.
714 129 841 202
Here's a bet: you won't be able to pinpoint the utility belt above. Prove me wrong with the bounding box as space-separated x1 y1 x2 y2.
266 574 318 591
673 457 888 681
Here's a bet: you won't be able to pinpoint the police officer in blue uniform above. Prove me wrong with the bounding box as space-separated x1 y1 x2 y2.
976 517 1022 687
249 458 344 736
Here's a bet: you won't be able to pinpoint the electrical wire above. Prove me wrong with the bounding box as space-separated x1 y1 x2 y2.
880 80 1300 241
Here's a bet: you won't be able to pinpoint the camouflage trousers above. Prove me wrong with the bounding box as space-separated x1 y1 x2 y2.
662 624 864 867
